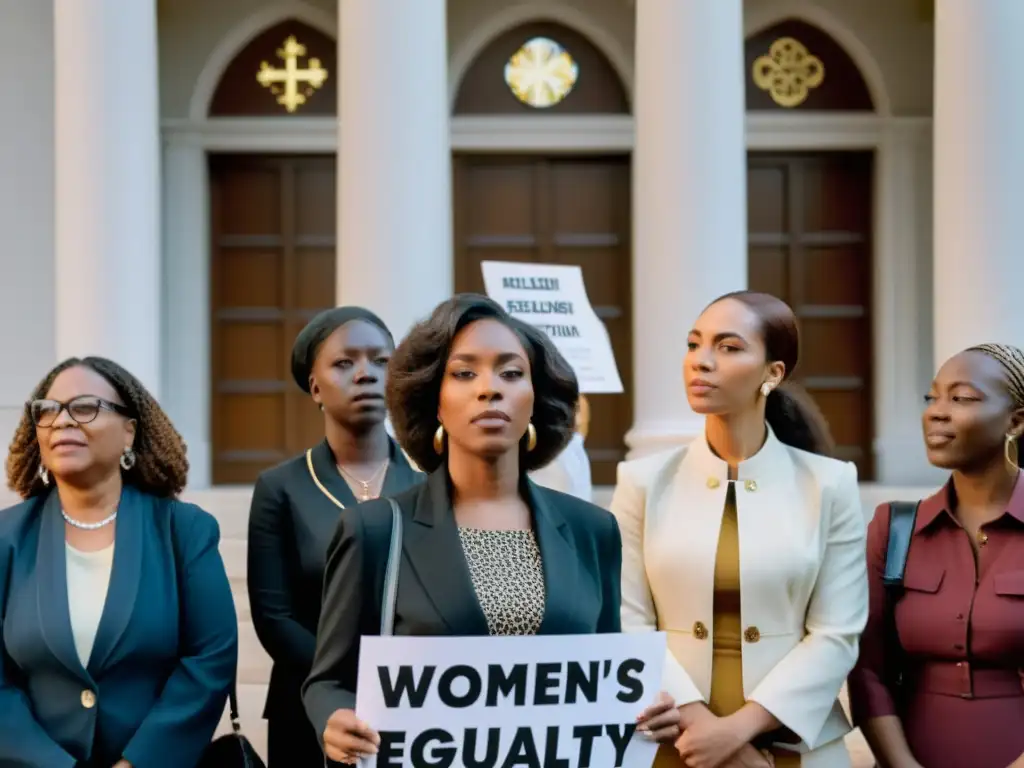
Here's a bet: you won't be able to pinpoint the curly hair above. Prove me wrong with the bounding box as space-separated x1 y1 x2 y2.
6 357 189 499
387 294 579 473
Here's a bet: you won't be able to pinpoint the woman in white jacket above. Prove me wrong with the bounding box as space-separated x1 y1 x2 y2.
610 291 868 768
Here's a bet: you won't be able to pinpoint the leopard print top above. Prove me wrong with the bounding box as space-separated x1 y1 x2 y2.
457 528 546 636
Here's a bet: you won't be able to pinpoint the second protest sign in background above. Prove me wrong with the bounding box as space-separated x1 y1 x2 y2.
481 261 623 394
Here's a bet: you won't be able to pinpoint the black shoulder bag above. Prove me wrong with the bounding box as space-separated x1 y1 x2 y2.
881 501 919 705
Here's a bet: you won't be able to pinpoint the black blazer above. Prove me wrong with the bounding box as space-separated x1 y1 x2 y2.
0 487 237 768
246 437 422 718
301 467 623 743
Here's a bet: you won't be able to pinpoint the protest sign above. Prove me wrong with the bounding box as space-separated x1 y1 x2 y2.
480 261 624 394
355 632 666 768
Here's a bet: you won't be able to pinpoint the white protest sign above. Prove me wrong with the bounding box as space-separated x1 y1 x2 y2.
355 632 666 768
481 261 624 394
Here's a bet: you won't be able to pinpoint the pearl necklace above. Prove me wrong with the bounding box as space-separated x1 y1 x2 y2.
62 508 118 530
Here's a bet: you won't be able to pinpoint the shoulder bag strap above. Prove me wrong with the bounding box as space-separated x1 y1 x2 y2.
883 501 919 589
880 501 919 697
380 498 403 637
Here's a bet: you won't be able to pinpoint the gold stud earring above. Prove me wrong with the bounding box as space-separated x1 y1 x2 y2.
1006 433 1020 471
525 423 537 452
433 425 445 455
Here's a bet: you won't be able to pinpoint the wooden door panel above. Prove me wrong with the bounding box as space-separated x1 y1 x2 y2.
453 155 632 485
748 247 788 298
803 246 870 305
747 152 874 478
216 250 282 307
295 248 336 309
210 155 337 484
218 170 282 233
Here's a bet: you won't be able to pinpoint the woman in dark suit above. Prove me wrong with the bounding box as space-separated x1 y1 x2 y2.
302 294 680 765
0 356 236 768
247 306 422 766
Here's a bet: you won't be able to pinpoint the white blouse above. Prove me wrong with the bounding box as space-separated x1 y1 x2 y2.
66 542 115 667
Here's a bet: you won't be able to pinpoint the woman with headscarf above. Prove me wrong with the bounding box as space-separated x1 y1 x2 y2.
849 343 1024 768
246 306 422 766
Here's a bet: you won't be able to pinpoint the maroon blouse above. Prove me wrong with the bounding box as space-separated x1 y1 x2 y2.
848 475 1024 768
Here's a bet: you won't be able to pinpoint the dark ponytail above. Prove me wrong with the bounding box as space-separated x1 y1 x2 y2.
709 290 836 458
764 382 835 457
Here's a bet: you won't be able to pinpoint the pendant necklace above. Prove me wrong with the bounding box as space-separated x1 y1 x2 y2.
62 508 118 530
338 459 389 501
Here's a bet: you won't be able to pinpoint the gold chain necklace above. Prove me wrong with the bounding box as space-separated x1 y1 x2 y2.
337 459 389 501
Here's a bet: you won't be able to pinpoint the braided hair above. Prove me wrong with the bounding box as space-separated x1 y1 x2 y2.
967 343 1024 468
966 343 1024 409
6 357 189 499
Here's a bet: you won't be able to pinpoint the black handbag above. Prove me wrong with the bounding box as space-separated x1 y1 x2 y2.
195 683 266 768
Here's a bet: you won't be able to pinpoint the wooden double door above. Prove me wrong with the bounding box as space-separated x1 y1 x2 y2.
747 152 875 479
209 155 337 484
452 155 634 486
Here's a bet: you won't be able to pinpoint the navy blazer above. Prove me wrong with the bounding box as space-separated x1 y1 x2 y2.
302 468 623 747
0 486 238 768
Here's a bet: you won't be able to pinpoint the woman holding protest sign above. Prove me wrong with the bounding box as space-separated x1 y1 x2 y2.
303 294 680 765
611 291 868 768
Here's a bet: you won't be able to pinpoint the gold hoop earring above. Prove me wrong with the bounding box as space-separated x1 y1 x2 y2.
1006 433 1020 471
525 423 537 452
433 425 445 455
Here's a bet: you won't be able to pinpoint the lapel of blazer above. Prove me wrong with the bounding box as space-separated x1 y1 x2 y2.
379 438 424 498
525 479 579 635
87 485 145 674
401 469 489 634
35 490 91 682
308 439 360 509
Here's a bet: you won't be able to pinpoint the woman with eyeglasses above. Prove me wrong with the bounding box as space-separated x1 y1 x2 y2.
247 306 422 766
0 357 237 768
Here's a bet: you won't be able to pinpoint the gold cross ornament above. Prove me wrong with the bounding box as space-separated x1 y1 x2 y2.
256 36 328 113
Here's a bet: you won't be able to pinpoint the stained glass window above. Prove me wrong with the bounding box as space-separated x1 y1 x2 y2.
504 37 579 108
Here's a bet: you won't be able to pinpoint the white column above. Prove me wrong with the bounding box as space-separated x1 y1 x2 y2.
627 0 748 458
55 0 162 395
0 0 54 456
337 0 452 340
933 1 1024 364
162 142 211 488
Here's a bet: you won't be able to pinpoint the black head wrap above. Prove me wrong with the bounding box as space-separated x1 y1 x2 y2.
290 306 394 393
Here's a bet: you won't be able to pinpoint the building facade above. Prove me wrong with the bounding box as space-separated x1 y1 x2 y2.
1 0 1021 490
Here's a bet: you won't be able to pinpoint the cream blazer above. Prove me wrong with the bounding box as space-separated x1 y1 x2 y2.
610 426 868 767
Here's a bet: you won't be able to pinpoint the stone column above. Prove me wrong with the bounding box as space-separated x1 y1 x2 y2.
336 0 452 340
54 0 162 395
933 0 1024 364
627 0 748 458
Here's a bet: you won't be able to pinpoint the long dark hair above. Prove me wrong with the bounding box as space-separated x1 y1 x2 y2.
710 291 835 457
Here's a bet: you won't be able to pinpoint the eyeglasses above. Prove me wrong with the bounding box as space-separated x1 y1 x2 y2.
28 396 131 428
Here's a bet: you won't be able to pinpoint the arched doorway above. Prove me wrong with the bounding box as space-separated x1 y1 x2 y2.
452 21 632 485
745 19 878 478
206 19 337 484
